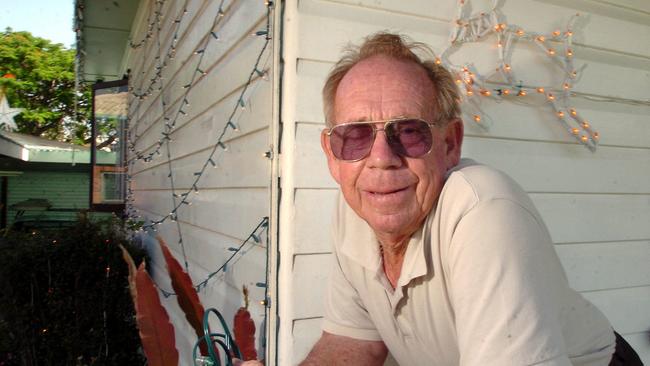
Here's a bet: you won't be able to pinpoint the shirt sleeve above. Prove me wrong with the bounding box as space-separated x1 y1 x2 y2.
447 198 573 366
322 248 382 341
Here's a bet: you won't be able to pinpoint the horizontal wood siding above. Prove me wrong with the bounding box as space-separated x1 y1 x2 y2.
7 171 90 226
127 0 274 363
280 0 650 364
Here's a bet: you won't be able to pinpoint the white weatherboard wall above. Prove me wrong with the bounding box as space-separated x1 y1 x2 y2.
279 0 650 365
126 0 275 364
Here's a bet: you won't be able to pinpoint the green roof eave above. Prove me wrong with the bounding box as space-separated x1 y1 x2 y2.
22 149 116 164
27 149 91 164
0 131 117 164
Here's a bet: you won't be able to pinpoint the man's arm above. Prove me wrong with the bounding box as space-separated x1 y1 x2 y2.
300 331 388 366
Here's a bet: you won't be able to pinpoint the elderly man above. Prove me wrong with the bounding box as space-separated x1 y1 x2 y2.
297 32 642 366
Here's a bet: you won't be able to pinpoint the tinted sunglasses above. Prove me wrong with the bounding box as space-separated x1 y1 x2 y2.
325 117 439 162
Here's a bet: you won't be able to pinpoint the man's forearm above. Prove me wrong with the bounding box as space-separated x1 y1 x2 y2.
300 332 388 366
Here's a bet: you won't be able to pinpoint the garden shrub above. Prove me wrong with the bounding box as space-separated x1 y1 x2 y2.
0 215 146 366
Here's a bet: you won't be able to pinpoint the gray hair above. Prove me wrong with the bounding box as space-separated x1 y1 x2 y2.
322 32 461 127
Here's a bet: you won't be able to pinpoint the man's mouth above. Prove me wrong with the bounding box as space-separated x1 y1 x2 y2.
369 187 408 195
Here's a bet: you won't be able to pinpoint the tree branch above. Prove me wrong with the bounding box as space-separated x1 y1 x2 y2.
95 135 117 150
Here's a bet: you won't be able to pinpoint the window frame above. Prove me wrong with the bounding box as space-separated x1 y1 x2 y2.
89 78 128 213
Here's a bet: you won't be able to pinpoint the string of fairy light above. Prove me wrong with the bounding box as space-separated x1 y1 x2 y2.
126 0 237 162
437 0 599 150
123 0 188 268
124 0 274 300
73 0 85 117
126 0 197 146
153 0 189 270
125 0 272 228
191 217 271 366
128 0 167 50
127 0 206 118
156 217 269 298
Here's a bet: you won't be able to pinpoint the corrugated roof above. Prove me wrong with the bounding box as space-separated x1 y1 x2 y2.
0 131 103 164
0 131 90 152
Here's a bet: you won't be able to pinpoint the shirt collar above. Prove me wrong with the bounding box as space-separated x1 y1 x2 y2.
336 192 432 284
336 193 382 272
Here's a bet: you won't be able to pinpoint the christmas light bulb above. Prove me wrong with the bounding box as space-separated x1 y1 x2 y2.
516 29 525 36
503 89 510 95
473 115 481 122
582 121 590 128
580 135 588 142
571 128 579 135
557 111 565 118
547 94 555 101
536 87 545 93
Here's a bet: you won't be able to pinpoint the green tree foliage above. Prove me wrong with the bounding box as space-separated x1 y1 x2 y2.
0 28 91 144
0 215 147 365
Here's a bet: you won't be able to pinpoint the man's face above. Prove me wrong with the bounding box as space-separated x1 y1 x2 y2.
321 55 463 242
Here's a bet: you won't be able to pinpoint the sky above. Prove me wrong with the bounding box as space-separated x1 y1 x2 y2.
1 0 75 48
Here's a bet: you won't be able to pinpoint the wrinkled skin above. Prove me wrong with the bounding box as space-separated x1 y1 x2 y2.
321 55 463 248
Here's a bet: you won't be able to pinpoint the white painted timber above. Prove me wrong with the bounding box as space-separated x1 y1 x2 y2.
291 317 323 363
132 128 272 190
294 59 650 149
583 286 650 335
294 122 650 194
127 0 650 363
127 0 274 364
557 241 650 292
291 253 332 320
625 332 650 364
279 0 650 364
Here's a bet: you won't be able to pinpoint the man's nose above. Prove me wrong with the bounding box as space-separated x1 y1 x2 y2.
366 130 403 168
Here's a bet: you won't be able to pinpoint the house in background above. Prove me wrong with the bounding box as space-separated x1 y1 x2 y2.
0 115 124 229
77 0 650 365
0 131 94 229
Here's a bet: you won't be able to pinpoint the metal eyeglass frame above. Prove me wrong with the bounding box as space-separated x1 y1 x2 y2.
324 116 441 162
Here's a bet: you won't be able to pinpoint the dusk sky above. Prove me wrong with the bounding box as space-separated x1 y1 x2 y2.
1 0 76 48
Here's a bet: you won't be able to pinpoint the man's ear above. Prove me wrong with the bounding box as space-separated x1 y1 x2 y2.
443 118 464 169
321 129 341 184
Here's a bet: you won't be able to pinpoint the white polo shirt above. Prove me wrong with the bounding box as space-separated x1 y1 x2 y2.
323 160 615 366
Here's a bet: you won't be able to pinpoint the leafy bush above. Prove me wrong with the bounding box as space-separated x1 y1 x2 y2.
0 215 146 365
